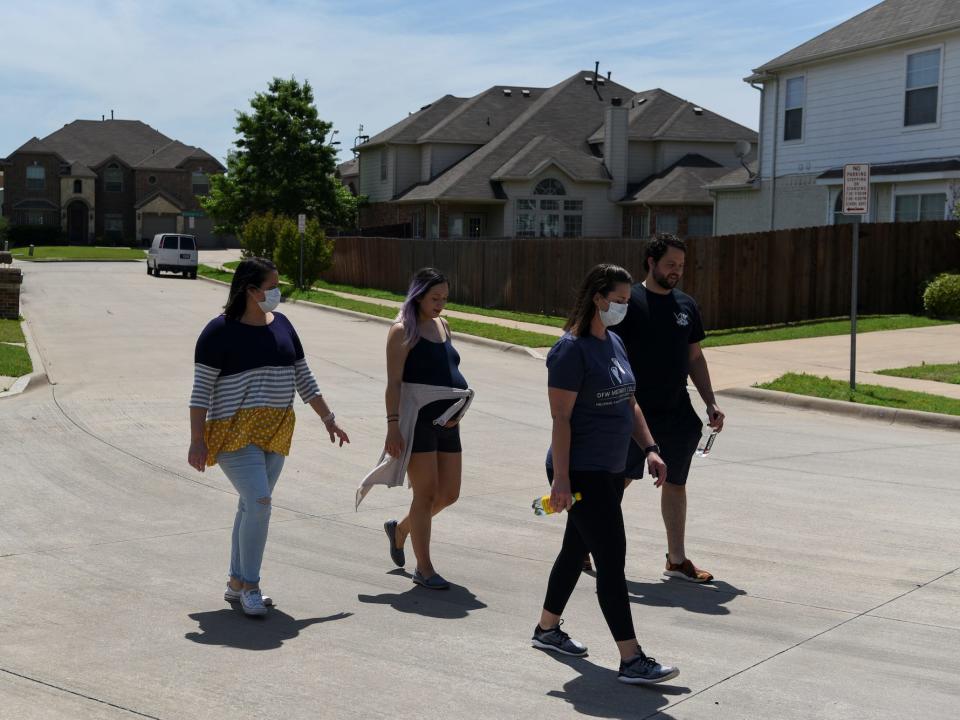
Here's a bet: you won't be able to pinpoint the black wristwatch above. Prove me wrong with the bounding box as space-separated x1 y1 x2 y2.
643 444 661 456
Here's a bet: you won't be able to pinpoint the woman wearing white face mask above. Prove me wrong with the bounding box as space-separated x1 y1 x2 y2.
188 257 349 616
530 264 680 686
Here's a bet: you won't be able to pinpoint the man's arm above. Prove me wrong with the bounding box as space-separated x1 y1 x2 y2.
688 342 724 431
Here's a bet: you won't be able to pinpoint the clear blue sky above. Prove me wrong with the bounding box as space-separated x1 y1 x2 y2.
0 0 878 166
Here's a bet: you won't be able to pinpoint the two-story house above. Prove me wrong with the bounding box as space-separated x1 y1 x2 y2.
0 118 226 246
711 0 960 235
355 70 756 239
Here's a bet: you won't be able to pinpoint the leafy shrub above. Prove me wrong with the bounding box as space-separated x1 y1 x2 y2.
240 211 284 259
274 217 335 290
8 225 65 246
923 273 960 318
0 216 8 245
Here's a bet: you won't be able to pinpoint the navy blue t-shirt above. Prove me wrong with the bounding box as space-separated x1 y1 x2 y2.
545 332 637 474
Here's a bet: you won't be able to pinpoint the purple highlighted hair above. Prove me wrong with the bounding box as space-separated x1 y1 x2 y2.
398 267 448 345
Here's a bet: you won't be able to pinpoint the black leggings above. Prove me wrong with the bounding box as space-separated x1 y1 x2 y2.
542 468 635 642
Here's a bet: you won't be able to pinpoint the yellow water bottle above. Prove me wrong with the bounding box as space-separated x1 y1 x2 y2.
532 492 582 516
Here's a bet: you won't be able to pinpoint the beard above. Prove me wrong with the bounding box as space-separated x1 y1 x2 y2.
650 267 680 290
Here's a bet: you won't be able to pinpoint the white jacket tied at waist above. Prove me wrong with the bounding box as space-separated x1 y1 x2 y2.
355 383 475 510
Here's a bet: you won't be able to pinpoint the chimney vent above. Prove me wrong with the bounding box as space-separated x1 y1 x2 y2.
693 106 704 115
110 110 114 120
503 88 512 96
607 71 612 80
521 89 531 97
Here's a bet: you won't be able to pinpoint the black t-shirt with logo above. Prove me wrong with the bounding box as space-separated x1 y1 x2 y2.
612 283 705 435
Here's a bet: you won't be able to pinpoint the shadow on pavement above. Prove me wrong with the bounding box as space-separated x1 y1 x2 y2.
185 606 353 650
542 652 688 719
357 571 487 619
627 578 746 615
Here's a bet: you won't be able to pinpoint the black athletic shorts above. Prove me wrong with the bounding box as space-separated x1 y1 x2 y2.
410 417 462 454
624 428 701 486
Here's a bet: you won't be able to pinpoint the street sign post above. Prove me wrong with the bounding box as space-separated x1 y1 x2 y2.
297 213 306 289
842 164 870 391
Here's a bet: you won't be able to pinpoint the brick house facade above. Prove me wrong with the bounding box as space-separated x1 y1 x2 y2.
0 119 227 247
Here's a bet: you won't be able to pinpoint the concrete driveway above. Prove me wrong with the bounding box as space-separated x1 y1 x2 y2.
2 262 958 719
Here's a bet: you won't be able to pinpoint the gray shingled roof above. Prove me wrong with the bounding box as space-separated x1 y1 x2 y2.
361 95 467 147
337 158 359 178
418 86 548 144
622 154 730 205
67 161 97 178
589 89 757 143
752 0 960 75
7 120 224 172
399 71 636 202
704 163 759 191
492 135 609 182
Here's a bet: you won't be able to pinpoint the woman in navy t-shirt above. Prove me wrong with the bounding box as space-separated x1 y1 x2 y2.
531 263 680 686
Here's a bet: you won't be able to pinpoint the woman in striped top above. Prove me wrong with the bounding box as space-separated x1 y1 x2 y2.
188 257 349 616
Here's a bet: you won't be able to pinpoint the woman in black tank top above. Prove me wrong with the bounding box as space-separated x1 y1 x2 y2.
381 268 468 590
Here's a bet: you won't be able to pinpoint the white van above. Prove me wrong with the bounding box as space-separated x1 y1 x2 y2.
148 234 198 278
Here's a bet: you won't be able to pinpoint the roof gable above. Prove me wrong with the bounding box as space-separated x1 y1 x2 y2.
623 154 730 205
753 0 960 75
418 86 548 144
361 95 468 147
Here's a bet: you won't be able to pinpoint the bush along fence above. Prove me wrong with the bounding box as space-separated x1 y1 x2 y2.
322 221 960 330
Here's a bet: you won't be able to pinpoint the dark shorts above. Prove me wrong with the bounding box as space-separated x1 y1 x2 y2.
624 428 701 486
410 418 462 454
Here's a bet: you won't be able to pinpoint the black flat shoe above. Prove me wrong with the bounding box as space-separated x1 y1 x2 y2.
384 519 405 567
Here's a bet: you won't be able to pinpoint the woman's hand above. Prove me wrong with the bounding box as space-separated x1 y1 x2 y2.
647 452 668 487
188 439 208 472
549 477 574 514
384 424 404 458
325 420 350 447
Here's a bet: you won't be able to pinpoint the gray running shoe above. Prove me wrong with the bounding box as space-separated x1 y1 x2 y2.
240 588 268 617
412 569 449 590
618 649 679 685
531 620 588 657
224 585 273 606
384 519 405 567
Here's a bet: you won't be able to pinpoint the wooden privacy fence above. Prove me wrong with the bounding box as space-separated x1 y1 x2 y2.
322 221 960 330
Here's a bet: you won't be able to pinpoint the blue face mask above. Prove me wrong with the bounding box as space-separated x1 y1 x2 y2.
599 301 628 327
257 287 281 312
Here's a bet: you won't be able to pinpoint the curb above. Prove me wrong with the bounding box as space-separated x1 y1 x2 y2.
0 317 50 400
718 386 960 431
196 273 545 360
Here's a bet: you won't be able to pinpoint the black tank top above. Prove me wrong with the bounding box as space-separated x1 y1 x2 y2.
402 335 468 389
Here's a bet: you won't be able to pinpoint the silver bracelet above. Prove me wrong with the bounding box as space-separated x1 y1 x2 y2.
321 412 335 425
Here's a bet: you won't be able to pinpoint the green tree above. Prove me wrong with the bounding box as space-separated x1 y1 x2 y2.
239 211 285 259
0 216 8 245
274 218 335 290
202 77 346 234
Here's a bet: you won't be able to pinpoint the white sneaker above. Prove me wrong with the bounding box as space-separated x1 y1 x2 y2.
240 588 268 616
225 585 273 606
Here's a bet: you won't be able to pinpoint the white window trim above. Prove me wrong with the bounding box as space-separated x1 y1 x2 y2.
782 74 806 145
902 44 944 132
892 184 949 221
514 195 584 238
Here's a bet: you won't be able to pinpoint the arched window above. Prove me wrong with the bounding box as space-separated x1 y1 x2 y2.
104 163 123 192
833 192 861 225
534 178 566 195
73 179 82 194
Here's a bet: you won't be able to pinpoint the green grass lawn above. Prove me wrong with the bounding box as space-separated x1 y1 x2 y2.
701 314 953 348
0 318 26 344
222 260 567 328
200 266 558 348
10 246 145 261
758 372 960 417
876 362 960 385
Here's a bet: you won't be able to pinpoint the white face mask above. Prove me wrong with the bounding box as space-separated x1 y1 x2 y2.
257 287 281 313
599 300 628 327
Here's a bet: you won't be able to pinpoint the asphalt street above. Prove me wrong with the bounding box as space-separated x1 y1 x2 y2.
1 261 958 719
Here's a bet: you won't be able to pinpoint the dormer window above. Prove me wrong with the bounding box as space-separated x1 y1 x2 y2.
26 165 45 191
192 171 210 196
104 163 123 192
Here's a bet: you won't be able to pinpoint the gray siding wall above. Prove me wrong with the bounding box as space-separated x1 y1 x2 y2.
359 147 393 202
430 144 479 177
657 141 754 170
763 33 960 178
395 145 421 196
500 174 618 236
628 142 656 182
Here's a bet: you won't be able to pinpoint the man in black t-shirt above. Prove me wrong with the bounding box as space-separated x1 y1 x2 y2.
613 234 725 583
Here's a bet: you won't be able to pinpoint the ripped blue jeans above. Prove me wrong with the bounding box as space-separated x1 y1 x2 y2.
217 444 285 585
